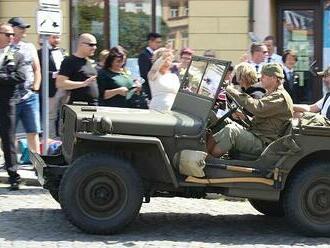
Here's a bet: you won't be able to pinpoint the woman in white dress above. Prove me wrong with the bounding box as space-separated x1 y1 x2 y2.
147 48 180 111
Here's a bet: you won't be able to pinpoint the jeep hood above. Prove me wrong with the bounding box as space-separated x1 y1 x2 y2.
66 105 203 137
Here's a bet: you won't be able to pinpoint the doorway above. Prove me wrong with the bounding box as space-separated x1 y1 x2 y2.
277 0 323 103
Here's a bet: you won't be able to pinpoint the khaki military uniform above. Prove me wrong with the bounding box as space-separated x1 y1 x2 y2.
214 84 293 155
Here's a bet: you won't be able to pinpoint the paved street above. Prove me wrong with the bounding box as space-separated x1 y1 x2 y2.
0 185 329 248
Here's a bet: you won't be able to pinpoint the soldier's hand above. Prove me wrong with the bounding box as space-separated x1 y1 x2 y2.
232 110 246 120
293 111 303 119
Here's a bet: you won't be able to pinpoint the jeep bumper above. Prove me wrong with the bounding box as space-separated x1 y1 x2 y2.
29 151 68 186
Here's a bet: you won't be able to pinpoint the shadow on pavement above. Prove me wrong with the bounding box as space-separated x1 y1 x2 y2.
0 187 46 196
0 209 329 245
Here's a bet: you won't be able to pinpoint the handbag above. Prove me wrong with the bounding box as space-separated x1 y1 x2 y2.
127 91 148 109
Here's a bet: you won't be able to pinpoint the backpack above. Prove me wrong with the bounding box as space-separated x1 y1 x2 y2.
18 138 30 164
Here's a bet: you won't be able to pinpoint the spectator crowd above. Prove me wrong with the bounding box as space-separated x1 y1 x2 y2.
1 16 330 190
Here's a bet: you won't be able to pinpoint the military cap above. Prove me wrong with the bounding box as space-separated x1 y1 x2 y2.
317 66 330 77
261 63 284 79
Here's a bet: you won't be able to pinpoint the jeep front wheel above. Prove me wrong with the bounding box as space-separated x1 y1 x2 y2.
59 153 143 234
248 199 284 217
284 163 330 237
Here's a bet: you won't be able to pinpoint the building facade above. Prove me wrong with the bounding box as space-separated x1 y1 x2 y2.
0 0 249 63
0 0 70 51
253 0 327 102
0 0 329 101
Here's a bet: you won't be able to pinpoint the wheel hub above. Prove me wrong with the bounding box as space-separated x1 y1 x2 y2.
306 183 330 218
77 173 127 219
92 184 113 205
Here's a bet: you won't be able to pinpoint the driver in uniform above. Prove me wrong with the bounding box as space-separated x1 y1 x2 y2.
208 63 293 157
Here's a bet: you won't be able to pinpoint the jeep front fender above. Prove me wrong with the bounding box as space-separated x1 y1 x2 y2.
74 133 178 188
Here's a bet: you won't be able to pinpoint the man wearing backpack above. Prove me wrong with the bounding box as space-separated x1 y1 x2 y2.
293 66 330 118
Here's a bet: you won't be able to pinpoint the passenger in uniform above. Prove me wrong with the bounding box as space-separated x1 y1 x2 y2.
208 63 293 157
0 23 25 190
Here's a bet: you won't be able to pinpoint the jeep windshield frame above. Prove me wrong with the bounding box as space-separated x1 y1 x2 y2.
180 56 231 107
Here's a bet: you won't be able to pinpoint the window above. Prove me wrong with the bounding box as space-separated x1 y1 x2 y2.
184 6 189 16
117 0 152 57
170 6 179 18
71 0 106 57
119 3 125 11
135 3 143 13
181 30 189 48
70 0 169 58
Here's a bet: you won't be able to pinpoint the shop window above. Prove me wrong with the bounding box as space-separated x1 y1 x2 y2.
70 0 170 58
117 0 152 57
71 0 106 57
324 1 330 69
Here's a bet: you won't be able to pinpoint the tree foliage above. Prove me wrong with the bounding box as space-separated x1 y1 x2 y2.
119 10 169 58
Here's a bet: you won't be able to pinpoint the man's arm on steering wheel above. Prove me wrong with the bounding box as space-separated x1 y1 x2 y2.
226 85 286 118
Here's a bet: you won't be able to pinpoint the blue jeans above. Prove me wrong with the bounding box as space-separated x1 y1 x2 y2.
16 93 41 133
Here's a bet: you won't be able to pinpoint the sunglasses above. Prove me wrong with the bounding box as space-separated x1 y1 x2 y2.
0 32 14 37
83 42 97 47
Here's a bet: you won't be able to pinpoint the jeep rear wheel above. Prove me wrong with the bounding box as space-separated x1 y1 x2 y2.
248 199 284 217
284 163 330 237
59 153 143 234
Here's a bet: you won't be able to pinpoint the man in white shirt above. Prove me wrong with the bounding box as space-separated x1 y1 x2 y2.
38 35 67 138
248 42 268 75
293 66 330 118
264 35 282 64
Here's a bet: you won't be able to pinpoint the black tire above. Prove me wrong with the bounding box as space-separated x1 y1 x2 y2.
48 188 60 203
59 153 143 235
283 163 330 237
249 199 284 217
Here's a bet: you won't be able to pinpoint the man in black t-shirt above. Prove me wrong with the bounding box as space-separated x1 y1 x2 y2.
56 33 98 105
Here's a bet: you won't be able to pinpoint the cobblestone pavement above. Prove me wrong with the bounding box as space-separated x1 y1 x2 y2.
0 185 329 248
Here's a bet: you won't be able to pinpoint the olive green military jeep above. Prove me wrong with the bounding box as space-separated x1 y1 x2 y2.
30 56 330 236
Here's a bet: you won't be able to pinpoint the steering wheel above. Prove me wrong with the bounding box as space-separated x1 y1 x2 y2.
208 91 252 131
226 92 253 128
207 98 238 131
